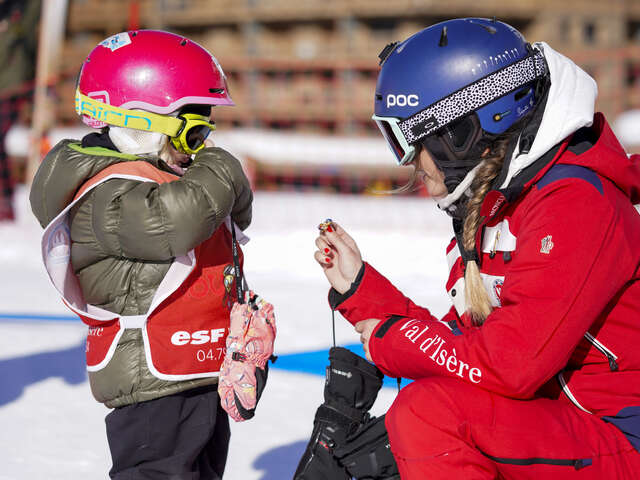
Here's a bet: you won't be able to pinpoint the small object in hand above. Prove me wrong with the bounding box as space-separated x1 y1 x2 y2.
318 218 334 232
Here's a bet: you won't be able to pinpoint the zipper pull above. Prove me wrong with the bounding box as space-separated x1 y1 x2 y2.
490 231 501 259
606 353 619 372
573 458 592 470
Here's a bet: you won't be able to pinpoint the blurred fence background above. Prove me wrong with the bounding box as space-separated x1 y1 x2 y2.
0 0 639 220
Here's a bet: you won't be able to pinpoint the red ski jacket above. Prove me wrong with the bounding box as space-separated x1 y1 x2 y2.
333 114 640 449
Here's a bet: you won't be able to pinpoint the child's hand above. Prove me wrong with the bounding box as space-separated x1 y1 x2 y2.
314 221 363 294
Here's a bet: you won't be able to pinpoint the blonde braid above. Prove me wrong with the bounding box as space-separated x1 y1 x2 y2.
462 140 509 325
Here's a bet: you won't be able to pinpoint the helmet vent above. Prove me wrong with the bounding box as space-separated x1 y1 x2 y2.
378 42 399 66
439 27 448 47
209 88 224 94
180 39 187 46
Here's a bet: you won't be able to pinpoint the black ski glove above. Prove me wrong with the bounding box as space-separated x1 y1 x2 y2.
293 404 352 480
334 414 401 480
324 346 384 413
293 347 384 480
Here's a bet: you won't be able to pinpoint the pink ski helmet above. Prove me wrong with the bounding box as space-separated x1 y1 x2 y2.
77 30 233 128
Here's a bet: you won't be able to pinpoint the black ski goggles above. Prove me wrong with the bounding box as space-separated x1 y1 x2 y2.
373 112 481 167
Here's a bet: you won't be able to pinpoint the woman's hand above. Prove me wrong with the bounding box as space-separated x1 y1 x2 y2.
355 319 382 362
314 222 363 294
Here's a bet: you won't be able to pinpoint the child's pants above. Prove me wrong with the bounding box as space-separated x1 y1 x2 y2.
106 384 229 480
386 377 640 479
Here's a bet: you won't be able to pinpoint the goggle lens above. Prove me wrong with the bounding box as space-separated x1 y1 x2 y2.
173 113 216 154
375 119 405 163
185 124 212 150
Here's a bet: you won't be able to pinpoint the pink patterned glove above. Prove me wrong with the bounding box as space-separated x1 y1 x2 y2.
218 291 277 422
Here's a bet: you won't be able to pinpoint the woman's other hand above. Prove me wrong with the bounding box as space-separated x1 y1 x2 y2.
355 319 382 362
314 222 363 294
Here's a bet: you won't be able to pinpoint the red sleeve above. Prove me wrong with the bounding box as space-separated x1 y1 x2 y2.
369 179 633 399
335 262 439 326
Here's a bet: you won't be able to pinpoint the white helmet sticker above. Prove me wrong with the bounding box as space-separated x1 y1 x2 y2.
99 32 132 52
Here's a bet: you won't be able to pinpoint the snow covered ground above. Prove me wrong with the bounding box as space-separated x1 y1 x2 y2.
0 185 453 480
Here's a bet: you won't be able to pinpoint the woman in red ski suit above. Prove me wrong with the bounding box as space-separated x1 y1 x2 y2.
315 19 640 479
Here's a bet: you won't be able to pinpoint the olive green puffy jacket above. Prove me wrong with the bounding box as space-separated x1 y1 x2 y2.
30 140 252 408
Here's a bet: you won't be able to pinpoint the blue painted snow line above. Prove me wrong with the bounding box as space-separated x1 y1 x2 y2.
0 312 77 322
275 343 408 389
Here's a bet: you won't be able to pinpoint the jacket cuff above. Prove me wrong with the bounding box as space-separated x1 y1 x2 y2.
328 262 366 309
368 318 399 378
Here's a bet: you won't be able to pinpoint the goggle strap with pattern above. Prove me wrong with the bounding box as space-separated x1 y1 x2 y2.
398 50 548 145
75 89 184 137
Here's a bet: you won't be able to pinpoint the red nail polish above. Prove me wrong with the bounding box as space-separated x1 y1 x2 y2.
327 226 333 232
324 248 330 254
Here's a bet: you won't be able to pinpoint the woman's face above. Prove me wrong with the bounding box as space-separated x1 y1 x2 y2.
416 147 448 198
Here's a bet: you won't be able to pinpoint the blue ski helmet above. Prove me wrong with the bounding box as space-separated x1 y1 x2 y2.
373 18 548 191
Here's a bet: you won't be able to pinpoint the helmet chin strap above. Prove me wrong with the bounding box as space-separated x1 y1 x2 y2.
436 162 483 219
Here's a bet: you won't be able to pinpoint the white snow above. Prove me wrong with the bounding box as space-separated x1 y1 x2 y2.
0 185 452 479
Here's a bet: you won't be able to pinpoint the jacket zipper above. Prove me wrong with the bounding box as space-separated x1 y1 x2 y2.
583 332 619 371
557 371 592 414
558 332 619 416
479 449 592 470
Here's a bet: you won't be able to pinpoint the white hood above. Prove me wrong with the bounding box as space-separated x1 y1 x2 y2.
500 42 598 187
438 42 598 212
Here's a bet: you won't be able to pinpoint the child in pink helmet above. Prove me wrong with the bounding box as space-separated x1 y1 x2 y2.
30 30 256 479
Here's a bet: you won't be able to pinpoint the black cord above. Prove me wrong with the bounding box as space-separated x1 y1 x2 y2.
331 308 336 348
230 223 244 305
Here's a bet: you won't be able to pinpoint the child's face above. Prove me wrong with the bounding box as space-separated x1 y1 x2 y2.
164 144 191 175
166 111 215 175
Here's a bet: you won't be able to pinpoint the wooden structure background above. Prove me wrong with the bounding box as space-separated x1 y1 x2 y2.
58 0 640 135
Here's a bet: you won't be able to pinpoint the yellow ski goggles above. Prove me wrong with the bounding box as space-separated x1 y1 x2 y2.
75 89 216 155
169 113 215 155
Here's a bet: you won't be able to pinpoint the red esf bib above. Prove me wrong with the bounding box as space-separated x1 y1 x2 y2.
40 161 248 381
